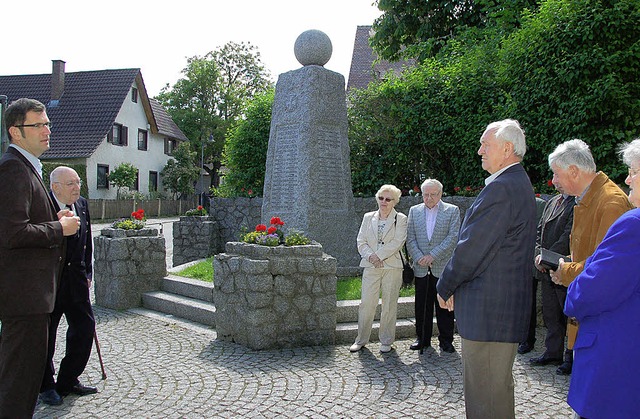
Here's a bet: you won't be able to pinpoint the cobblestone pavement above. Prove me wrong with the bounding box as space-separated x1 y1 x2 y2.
34 306 573 418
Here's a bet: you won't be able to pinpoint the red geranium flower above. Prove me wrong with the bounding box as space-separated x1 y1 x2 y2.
132 209 145 220
270 216 285 226
256 224 267 232
197 205 204 210
454 186 461 192
267 226 277 234
547 179 553 187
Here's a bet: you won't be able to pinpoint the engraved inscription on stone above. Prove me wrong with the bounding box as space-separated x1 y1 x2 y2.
269 124 299 209
316 126 346 209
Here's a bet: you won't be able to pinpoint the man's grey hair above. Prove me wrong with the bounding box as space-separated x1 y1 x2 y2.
421 178 443 193
485 119 527 158
548 139 596 173
619 138 640 168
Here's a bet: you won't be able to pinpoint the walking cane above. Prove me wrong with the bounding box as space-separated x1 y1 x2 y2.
94 330 107 380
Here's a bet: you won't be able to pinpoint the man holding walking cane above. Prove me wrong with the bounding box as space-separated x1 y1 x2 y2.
39 166 99 406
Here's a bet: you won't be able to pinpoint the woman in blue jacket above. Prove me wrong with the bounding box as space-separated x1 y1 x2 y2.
564 138 640 418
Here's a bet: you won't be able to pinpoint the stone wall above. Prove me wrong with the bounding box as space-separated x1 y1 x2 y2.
208 195 476 272
213 241 337 349
94 227 166 309
172 216 218 267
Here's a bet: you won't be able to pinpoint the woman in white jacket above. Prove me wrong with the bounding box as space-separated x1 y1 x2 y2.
350 184 407 353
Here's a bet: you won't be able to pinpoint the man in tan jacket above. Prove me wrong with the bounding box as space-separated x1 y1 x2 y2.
546 139 632 375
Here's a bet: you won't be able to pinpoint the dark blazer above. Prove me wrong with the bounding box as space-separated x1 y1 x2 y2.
51 195 93 303
0 147 64 316
437 163 537 342
534 194 574 281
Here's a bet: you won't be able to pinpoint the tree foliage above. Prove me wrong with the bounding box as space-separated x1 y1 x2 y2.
160 142 201 199
108 162 138 199
351 0 640 195
156 41 273 189
215 89 274 197
500 0 640 186
371 0 540 61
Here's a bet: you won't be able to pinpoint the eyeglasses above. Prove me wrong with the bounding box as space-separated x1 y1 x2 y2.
377 196 393 202
54 180 82 187
423 192 441 198
629 168 640 178
14 122 52 129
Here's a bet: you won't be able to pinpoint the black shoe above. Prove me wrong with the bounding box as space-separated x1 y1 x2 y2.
529 354 563 366
409 339 424 351
439 341 455 353
39 389 63 406
517 342 534 354
556 361 573 375
58 383 98 397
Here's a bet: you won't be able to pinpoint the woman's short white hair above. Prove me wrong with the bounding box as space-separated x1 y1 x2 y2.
548 139 597 173
620 138 640 168
485 119 527 158
375 184 402 204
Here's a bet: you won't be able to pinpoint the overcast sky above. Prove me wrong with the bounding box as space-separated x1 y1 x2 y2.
1 0 382 97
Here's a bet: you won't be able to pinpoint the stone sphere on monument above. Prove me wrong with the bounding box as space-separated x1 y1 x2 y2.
294 29 333 66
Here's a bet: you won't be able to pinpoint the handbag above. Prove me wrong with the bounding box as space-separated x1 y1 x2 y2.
393 214 414 285
399 245 414 285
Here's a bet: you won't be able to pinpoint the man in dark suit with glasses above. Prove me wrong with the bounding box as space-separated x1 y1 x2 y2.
0 98 79 417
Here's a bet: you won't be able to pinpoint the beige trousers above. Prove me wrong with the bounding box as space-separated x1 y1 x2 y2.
461 338 518 419
354 267 402 346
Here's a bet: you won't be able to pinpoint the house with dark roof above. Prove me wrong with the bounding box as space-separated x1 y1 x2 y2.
0 60 188 199
347 25 415 91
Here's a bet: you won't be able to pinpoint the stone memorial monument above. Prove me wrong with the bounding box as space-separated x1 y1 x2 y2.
262 29 360 270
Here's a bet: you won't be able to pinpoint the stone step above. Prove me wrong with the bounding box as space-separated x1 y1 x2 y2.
335 319 416 344
161 274 214 303
141 275 434 343
142 291 216 327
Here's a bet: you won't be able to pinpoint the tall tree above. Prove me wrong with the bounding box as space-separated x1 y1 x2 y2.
370 0 540 61
156 41 273 189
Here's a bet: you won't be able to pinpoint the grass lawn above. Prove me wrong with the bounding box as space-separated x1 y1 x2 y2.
174 259 415 300
176 257 214 282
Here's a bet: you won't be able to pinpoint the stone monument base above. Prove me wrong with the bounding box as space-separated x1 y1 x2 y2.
214 242 337 350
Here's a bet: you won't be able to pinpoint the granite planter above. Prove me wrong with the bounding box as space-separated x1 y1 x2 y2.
214 241 337 350
173 215 218 267
94 227 166 309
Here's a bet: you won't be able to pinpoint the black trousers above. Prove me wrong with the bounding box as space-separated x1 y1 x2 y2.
0 313 49 418
41 298 95 392
415 272 454 344
541 276 573 362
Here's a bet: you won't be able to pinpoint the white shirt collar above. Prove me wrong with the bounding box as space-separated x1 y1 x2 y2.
485 162 519 185
9 144 43 178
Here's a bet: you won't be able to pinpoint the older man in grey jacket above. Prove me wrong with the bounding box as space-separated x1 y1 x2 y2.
406 179 460 352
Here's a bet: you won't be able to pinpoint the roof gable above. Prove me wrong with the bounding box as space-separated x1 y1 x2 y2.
0 67 188 159
347 25 415 91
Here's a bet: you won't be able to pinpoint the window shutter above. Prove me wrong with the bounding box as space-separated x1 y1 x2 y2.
107 127 113 143
164 138 168 154
122 126 129 146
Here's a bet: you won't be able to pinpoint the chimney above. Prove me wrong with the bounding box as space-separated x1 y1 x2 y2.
51 60 66 100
